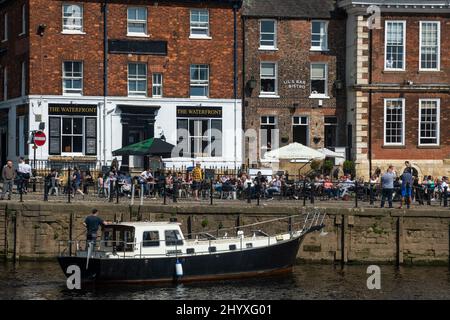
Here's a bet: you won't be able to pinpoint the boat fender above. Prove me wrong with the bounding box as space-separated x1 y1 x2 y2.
175 259 183 277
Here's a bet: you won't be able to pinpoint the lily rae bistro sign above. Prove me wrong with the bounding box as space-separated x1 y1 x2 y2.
283 79 306 89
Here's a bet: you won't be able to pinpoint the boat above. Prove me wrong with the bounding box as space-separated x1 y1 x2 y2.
57 211 326 284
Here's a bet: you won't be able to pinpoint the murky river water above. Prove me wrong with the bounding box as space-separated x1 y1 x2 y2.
0 261 449 300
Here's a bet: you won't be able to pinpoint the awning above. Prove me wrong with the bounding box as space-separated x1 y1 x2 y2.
112 138 174 157
263 143 325 161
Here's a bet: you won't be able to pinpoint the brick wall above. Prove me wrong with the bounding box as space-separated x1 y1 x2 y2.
0 0 29 101
243 17 346 156
26 0 241 99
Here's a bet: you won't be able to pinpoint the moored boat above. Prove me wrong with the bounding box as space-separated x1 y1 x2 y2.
58 211 326 284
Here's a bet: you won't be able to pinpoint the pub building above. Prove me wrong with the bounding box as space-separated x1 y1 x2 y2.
242 0 347 166
0 0 242 170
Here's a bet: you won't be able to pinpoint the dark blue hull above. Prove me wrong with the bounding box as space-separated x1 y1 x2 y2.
58 236 303 283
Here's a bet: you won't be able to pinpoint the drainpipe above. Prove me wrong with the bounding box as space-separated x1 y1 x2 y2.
368 28 373 177
233 1 239 171
102 1 108 166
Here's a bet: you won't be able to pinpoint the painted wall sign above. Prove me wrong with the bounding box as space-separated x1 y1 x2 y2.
283 80 306 89
48 104 98 116
177 106 222 118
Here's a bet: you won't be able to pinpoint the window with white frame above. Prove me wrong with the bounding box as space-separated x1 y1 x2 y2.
260 62 277 95
311 21 328 51
2 13 7 41
190 64 209 97
385 21 405 70
152 73 163 97
62 4 83 32
260 116 277 157
310 63 327 97
128 63 147 96
384 99 405 145
127 7 147 36
260 20 276 49
62 61 83 95
177 118 222 157
420 22 440 70
419 99 440 145
20 4 26 35
292 116 309 145
190 9 209 37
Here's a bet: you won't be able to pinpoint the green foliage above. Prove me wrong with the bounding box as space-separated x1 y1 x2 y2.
343 160 355 175
310 160 321 171
322 160 334 173
201 219 208 229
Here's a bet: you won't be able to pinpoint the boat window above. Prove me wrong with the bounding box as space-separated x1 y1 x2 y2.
246 243 253 248
229 244 236 250
143 231 160 247
208 246 216 253
165 230 184 246
103 229 114 247
186 248 195 254
113 228 135 252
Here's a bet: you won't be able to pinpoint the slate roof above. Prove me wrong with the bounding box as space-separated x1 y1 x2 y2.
242 0 340 18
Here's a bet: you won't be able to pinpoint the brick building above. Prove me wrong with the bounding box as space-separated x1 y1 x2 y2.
242 0 347 168
339 0 450 178
0 0 242 170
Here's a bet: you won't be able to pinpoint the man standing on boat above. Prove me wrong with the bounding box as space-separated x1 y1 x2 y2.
83 208 108 249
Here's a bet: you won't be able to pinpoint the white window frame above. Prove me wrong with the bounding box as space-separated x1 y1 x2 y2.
152 73 163 97
21 62 26 97
384 98 405 146
62 3 84 34
259 62 278 97
61 117 84 154
128 63 147 96
259 19 277 50
2 66 7 100
127 7 148 37
19 4 26 36
310 63 328 98
62 61 83 96
2 13 7 42
385 21 406 71
418 99 440 146
190 64 209 98
310 20 328 51
189 9 210 39
419 21 440 71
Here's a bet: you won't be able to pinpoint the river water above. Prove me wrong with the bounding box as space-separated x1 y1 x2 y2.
1 261 450 300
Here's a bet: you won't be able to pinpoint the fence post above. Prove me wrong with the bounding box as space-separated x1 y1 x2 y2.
444 186 448 207
19 177 23 202
163 182 167 205
109 179 113 202
44 176 49 201
130 183 135 206
116 180 119 204
257 180 260 206
67 168 71 204
173 180 178 203
247 182 251 204
210 179 213 205
303 179 307 207
354 179 359 208
369 182 374 205
310 181 315 204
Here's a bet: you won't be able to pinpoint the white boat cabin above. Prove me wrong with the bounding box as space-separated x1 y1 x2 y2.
81 221 296 259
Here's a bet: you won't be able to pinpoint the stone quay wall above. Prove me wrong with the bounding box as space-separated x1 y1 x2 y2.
0 202 449 265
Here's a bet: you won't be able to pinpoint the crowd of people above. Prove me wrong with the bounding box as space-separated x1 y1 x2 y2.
0 159 448 208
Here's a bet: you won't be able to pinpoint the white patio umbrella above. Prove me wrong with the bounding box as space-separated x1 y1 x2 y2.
318 148 345 158
264 142 326 161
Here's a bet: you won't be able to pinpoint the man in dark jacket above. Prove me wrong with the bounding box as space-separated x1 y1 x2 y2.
1 160 16 200
83 208 108 249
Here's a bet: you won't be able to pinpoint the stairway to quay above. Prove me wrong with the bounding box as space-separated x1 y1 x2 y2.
0 201 449 265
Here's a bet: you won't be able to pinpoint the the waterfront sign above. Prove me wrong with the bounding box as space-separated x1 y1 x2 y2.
177 106 222 118
48 104 98 116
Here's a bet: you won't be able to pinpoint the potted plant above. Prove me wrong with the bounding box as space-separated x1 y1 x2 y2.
343 160 355 176
310 160 321 173
322 159 334 175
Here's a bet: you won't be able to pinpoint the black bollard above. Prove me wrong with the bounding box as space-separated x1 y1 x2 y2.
109 179 114 202
310 181 315 204
444 186 448 207
67 168 71 204
257 181 260 206
354 180 359 208
247 182 251 204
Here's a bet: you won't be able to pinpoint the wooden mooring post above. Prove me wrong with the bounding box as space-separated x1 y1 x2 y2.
397 216 404 265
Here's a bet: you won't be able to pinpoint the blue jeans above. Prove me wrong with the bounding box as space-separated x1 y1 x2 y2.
1 180 14 199
381 188 393 208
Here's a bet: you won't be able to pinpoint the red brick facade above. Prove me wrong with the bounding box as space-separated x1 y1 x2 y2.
2 0 241 99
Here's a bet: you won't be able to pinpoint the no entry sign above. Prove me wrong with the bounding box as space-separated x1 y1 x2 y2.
34 131 46 146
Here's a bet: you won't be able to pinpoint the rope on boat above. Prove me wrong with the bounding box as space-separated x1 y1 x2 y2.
184 211 326 237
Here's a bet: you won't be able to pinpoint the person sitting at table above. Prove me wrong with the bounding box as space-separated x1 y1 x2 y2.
323 176 337 199
265 175 281 200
